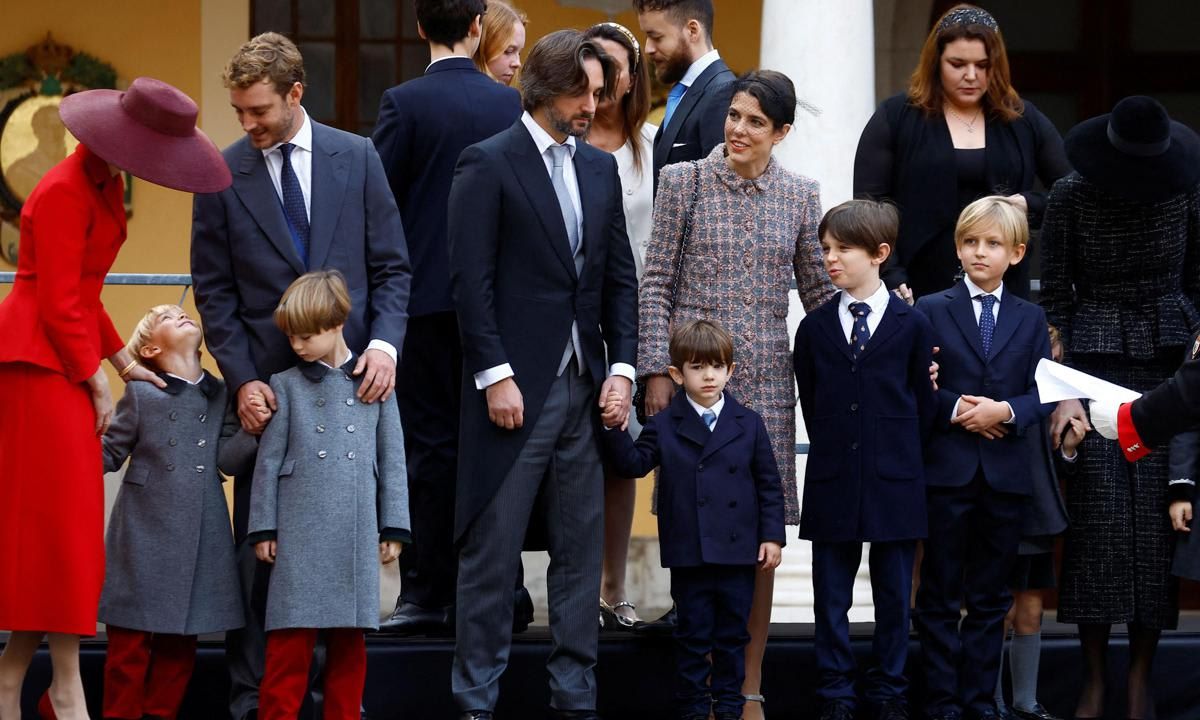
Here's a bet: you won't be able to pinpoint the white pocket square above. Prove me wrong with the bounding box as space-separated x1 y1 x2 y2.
672 142 687 148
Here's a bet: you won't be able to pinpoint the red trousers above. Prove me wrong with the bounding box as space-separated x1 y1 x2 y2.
260 628 366 720
103 625 197 720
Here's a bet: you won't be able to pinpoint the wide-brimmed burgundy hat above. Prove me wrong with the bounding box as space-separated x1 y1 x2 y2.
1065 95 1200 203
58 77 231 193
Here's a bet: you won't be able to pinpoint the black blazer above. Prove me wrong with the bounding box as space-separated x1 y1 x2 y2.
447 121 638 540
853 93 1070 299
599 390 786 567
372 57 521 318
1130 334 1200 453
652 57 735 190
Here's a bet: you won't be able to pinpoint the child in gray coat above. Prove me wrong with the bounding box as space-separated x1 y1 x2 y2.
100 304 249 720
247 270 410 720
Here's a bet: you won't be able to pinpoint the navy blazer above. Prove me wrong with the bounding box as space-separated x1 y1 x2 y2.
372 58 521 318
448 121 638 540
600 391 787 567
652 57 735 189
794 293 937 542
191 120 411 394
915 281 1054 495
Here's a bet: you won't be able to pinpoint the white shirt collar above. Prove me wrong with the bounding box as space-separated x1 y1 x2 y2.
680 48 721 88
839 281 891 317
963 275 1004 304
261 107 313 158
426 54 471 71
166 371 204 385
318 349 354 369
521 111 577 158
685 391 725 421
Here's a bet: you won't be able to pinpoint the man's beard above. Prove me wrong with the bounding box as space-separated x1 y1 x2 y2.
548 105 593 138
653 46 692 86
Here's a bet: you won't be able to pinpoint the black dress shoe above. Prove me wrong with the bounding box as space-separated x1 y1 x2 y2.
879 700 909 720
1012 706 1062 720
819 702 855 720
633 604 677 635
377 599 448 635
513 585 535 633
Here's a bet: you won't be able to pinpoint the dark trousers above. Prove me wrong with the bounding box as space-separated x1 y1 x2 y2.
915 475 1025 717
670 564 756 720
103 626 197 720
396 312 462 610
813 540 916 708
452 363 603 713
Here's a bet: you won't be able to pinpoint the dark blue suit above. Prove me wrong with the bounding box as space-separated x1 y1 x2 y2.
913 281 1053 718
372 57 521 613
793 292 936 710
652 57 735 191
601 390 785 719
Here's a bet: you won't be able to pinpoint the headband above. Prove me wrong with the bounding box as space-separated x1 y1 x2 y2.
597 22 640 68
937 6 999 34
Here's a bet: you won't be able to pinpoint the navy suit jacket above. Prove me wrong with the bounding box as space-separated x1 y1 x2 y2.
372 57 521 318
600 391 786 567
915 281 1054 495
794 293 937 542
448 121 638 540
652 57 735 189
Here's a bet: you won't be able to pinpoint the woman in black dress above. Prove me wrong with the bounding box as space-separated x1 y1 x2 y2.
853 4 1070 302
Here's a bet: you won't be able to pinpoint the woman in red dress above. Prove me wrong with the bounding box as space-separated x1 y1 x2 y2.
0 77 230 720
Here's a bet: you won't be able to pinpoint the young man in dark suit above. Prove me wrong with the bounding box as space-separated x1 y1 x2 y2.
190 32 410 720
446 30 638 720
600 319 784 720
634 0 735 188
371 0 529 637
913 196 1054 720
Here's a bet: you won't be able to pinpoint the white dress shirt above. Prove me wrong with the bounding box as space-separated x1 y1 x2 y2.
679 49 721 97
837 281 891 344
685 392 725 431
319 349 353 369
473 113 636 389
951 276 1014 423
261 109 396 364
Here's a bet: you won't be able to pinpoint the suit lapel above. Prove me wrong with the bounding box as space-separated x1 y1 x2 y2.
503 126 578 279
232 145 307 276
307 124 349 270
813 297 855 363
671 396 711 450
654 60 728 170
701 403 745 461
857 295 908 362
988 293 1022 360
948 283 987 362
573 148 604 274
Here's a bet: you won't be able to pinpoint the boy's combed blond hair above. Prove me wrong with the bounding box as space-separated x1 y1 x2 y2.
126 304 184 370
274 270 351 336
954 195 1029 249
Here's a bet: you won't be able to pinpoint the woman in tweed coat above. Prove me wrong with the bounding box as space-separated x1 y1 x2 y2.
1039 96 1200 720
640 70 833 717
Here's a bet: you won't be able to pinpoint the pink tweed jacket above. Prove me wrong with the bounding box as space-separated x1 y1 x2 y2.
640 144 834 523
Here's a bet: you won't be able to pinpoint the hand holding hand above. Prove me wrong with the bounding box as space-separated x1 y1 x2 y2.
757 542 782 571
238 381 276 435
486 377 524 430
255 540 277 564
1049 399 1088 448
354 348 396 403
597 376 632 431
379 541 402 563
954 395 1013 437
1170 501 1193 533
599 389 625 428
1061 416 1089 456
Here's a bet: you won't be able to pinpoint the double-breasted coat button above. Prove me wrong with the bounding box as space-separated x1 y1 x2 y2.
197 439 207 448
347 451 356 460
346 398 355 406
347 424 356 433
199 414 207 423
850 402 858 412
316 425 325 433
850 442 860 451
318 450 328 459
166 463 175 471
168 438 178 447
730 532 739 541
698 497 707 507
195 465 205 473
729 500 737 508
316 398 326 407
697 463 705 471
169 411 178 421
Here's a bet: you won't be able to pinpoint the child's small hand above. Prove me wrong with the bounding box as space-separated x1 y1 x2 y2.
600 389 626 429
379 540 402 564
757 542 782 571
1061 416 1089 456
1171 501 1193 533
255 540 277 564
954 396 1012 438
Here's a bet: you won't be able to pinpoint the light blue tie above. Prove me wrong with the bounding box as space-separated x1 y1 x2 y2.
978 294 997 358
548 144 580 255
702 408 717 432
663 83 687 128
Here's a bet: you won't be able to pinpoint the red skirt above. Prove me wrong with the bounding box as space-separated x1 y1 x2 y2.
0 362 105 635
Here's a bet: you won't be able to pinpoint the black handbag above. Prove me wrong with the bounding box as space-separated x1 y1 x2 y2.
633 160 702 424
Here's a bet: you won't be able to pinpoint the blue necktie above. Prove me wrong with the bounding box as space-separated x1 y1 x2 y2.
849 301 872 359
702 408 717 431
978 294 997 358
663 83 687 128
279 143 310 267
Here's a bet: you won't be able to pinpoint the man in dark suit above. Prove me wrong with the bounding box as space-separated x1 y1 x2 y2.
446 30 638 720
190 32 410 720
371 0 528 637
634 0 735 187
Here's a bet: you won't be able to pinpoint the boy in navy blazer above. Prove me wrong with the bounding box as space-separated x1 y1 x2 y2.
793 200 937 720
601 319 785 720
913 196 1054 720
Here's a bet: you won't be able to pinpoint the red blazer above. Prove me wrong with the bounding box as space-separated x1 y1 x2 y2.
0 144 126 383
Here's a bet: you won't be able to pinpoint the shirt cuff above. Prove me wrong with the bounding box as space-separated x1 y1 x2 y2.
246 530 276 545
366 339 397 364
609 363 636 382
474 363 514 390
1117 401 1150 462
950 397 961 423
1060 449 1078 462
1003 401 1016 425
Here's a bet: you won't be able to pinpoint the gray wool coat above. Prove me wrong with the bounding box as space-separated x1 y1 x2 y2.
248 360 409 631
99 373 246 635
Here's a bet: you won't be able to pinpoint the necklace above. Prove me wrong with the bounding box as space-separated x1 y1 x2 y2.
945 105 982 133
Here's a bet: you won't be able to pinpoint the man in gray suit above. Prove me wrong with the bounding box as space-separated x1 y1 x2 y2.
190 32 410 720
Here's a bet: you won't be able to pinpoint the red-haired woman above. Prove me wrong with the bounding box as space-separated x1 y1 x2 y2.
853 3 1070 303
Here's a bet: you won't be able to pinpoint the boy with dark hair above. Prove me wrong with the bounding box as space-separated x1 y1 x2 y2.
372 0 525 635
601 319 786 720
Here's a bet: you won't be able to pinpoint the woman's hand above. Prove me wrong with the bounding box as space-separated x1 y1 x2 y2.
1006 193 1029 214
644 375 675 417
1170 501 1193 533
87 367 114 436
1049 399 1090 449
122 362 168 388
893 283 915 306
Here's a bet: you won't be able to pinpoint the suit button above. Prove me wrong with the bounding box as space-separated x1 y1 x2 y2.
166 463 175 472
625 187 634 196
197 439 207 448
169 411 178 421
698 497 707 507
168 438 178 447
317 425 325 433
347 424 356 433
346 398 355 406
199 414 207 423
730 532 738 541
347 451 356 460
195 465 205 473
318 450 328 459
697 463 704 471
850 442 859 450
850 402 858 412
850 366 857 373
729 500 737 508
316 399 326 407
